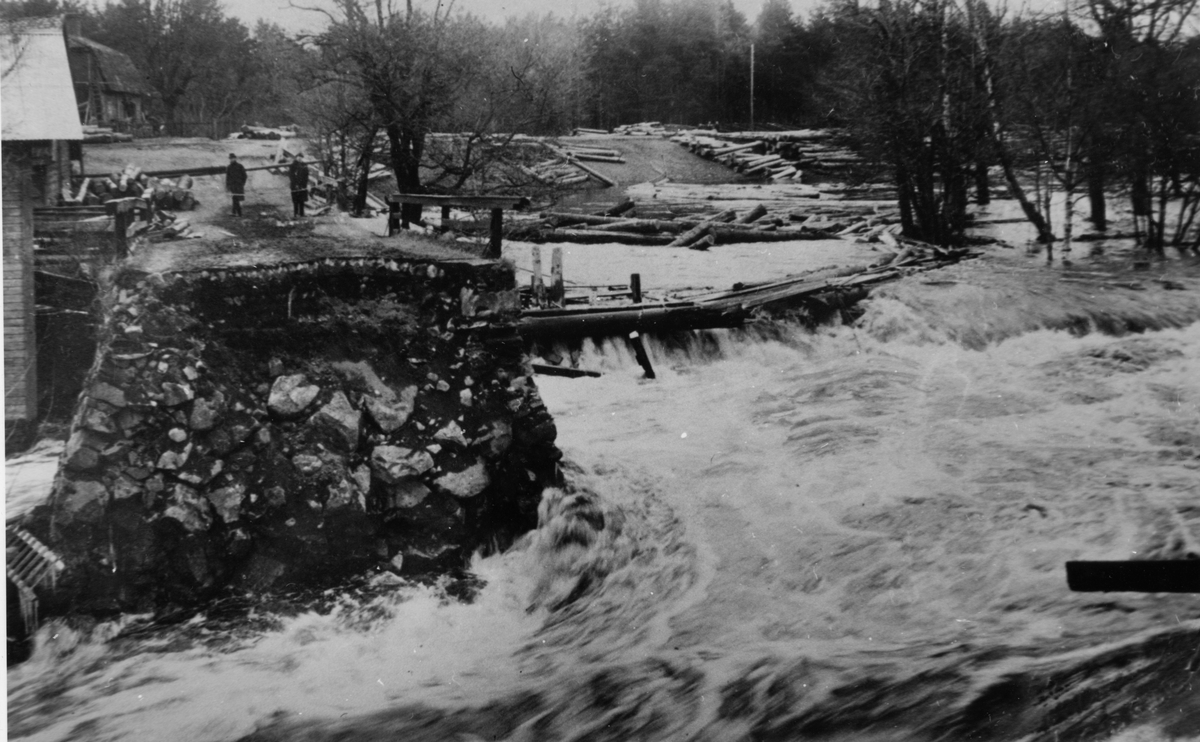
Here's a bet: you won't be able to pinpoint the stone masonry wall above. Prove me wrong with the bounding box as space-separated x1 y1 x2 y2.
27 257 562 616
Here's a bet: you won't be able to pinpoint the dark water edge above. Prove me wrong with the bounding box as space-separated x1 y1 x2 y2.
231 625 1199 742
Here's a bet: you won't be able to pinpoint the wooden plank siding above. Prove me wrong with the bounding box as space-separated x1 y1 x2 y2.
3 145 38 423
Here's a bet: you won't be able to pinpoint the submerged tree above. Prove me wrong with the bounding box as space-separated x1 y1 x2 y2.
815 0 993 246
1083 0 1200 252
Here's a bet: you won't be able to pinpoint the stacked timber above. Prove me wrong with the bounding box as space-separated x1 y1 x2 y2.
132 209 202 242
64 164 199 211
512 201 844 247
523 158 590 187
613 122 672 137
520 142 627 189
624 181 894 223
555 145 625 164
238 124 299 140
670 128 868 182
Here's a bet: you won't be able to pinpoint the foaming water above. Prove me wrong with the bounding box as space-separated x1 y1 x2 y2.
7 554 545 741
10 275 1200 741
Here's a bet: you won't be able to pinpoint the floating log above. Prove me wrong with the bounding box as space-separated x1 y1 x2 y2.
689 234 716 251
597 198 636 217
707 225 833 243
567 152 625 163
518 303 748 340
1067 561 1200 593
735 204 768 224
667 209 737 247
567 159 617 188
532 229 674 246
573 127 609 135
532 363 602 378
542 212 621 228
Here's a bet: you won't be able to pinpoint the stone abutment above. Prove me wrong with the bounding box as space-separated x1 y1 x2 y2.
24 256 562 616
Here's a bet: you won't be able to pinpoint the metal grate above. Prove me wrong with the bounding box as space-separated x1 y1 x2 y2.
6 525 65 635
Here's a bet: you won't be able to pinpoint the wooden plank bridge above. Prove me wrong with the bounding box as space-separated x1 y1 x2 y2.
513 252 963 341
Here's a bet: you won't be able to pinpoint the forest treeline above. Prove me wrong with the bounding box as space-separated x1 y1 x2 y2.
3 0 1197 250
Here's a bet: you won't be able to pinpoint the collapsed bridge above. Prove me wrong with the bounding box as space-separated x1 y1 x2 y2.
18 256 563 617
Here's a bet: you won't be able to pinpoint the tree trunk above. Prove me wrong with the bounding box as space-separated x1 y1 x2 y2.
974 158 990 205
964 0 1054 243
897 164 916 237
353 126 378 215
1087 160 1106 231
1132 163 1151 217
387 123 425 224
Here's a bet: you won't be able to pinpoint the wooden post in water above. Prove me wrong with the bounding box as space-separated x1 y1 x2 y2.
628 331 656 379
550 248 564 306
440 204 451 233
626 273 655 377
489 208 503 258
1067 561 1200 593
531 246 545 307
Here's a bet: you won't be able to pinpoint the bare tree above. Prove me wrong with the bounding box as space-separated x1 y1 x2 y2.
309 0 561 222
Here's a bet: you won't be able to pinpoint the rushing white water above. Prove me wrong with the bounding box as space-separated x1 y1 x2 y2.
9 249 1200 742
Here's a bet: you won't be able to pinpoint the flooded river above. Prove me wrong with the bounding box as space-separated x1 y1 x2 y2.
8 244 1200 741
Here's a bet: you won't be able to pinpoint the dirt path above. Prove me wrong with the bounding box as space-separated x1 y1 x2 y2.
85 137 487 273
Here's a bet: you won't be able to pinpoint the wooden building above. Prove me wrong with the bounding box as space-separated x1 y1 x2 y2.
2 16 84 436
64 16 155 128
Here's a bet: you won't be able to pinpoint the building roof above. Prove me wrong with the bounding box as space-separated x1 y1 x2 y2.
68 35 155 96
1 16 84 141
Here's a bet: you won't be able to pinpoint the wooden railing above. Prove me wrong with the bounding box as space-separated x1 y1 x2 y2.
387 193 530 258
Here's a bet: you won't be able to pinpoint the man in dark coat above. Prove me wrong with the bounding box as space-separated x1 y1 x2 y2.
288 155 310 218
225 153 247 216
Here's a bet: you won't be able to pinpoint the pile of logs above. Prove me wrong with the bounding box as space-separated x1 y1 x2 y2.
554 144 625 164
131 209 201 242
62 165 198 211
670 129 867 182
238 124 299 140
613 122 673 137
82 125 133 144
512 201 840 247
522 158 591 187
520 142 625 189
506 191 927 252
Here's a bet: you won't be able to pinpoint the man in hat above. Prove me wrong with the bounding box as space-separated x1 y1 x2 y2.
225 153 247 216
288 154 310 218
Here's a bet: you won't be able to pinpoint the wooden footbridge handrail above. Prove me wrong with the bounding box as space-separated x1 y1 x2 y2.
387 193 531 258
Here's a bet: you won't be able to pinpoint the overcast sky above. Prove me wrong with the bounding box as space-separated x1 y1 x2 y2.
220 0 1060 35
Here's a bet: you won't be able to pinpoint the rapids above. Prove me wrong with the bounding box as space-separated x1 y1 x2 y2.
7 249 1200 742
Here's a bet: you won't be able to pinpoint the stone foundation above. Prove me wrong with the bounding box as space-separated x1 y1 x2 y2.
26 257 562 616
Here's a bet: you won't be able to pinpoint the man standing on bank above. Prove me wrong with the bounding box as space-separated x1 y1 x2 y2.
225 153 247 216
288 155 310 218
